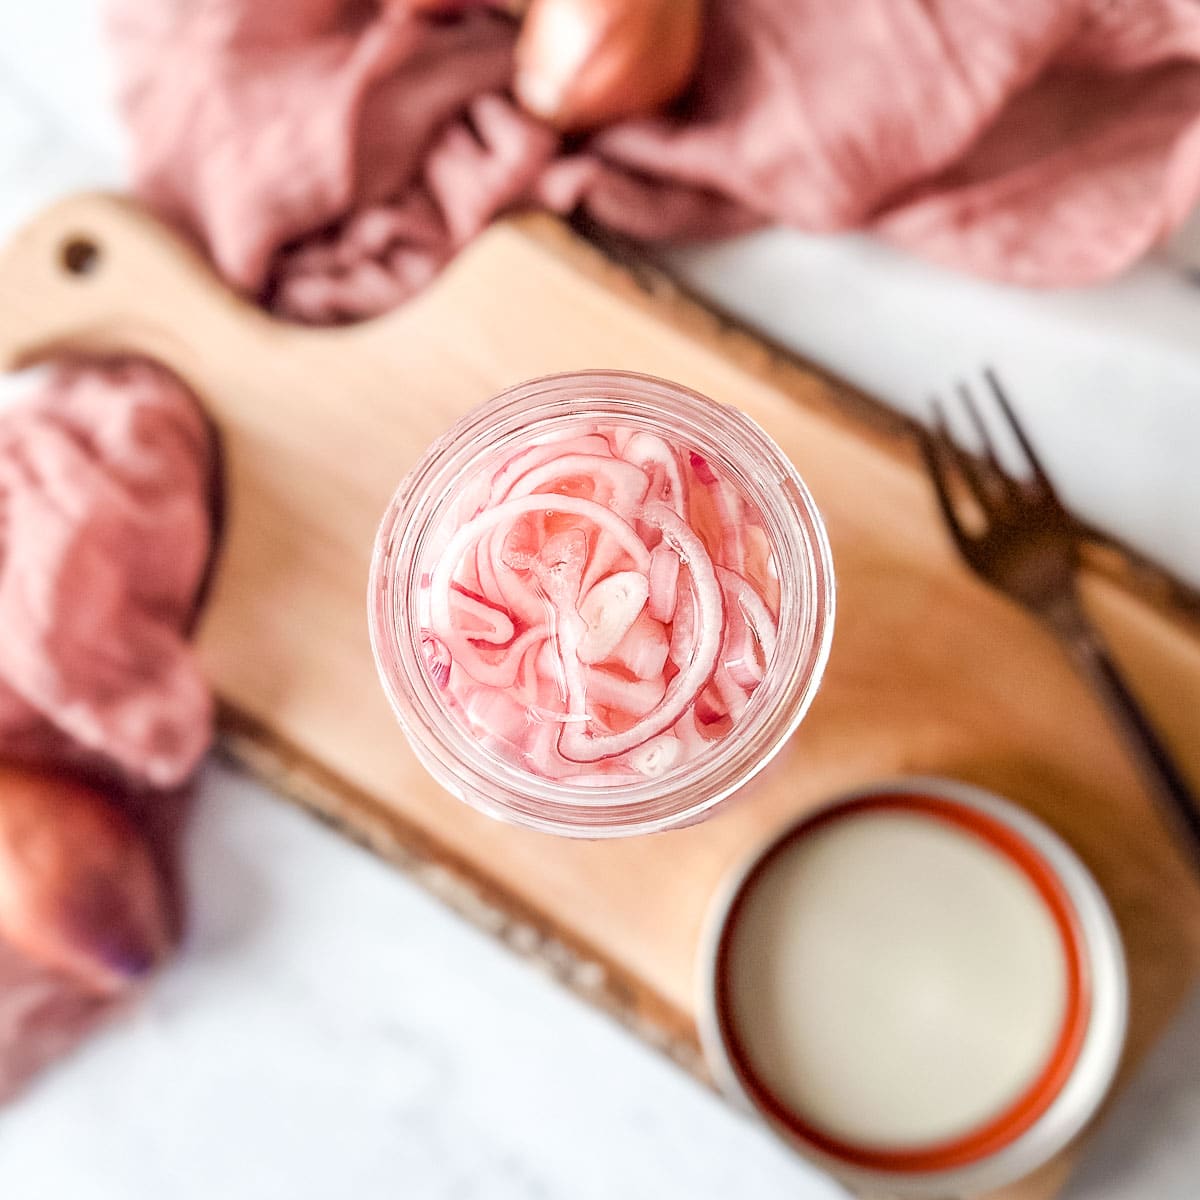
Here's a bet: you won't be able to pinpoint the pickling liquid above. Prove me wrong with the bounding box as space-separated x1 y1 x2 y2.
724 804 1072 1153
417 422 780 785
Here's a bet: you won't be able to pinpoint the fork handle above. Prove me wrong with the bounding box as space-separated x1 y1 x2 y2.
1046 598 1200 873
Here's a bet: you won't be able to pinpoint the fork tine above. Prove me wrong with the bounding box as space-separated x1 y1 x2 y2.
984 367 1055 491
916 422 975 556
957 381 1004 475
933 397 994 512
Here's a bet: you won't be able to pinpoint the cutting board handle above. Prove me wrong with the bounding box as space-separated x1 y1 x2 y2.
0 192 289 399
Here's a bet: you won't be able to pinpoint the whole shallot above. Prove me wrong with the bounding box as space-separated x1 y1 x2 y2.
0 765 171 996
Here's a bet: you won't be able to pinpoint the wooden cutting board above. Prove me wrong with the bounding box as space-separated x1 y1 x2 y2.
2 193 1199 1199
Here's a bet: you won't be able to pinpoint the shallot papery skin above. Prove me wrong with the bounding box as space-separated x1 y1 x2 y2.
420 422 780 786
0 765 171 996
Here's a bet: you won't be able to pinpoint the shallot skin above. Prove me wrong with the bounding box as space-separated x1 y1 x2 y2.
420 422 779 785
0 765 171 995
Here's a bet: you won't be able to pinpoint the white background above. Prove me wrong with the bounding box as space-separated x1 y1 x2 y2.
1 4 1199 1197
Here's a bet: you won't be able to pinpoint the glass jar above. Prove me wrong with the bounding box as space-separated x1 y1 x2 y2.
368 370 835 837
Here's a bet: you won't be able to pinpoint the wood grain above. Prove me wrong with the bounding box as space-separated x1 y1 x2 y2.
2 194 1199 1198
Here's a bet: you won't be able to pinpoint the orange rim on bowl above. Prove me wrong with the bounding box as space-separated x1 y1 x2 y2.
713 793 1092 1173
700 778 1128 1197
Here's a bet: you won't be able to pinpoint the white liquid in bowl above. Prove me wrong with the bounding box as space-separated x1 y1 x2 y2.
725 808 1070 1150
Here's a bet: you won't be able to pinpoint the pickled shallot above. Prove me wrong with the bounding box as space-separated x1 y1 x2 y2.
418 422 780 785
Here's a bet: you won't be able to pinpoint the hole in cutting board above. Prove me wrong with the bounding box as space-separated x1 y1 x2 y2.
59 236 101 277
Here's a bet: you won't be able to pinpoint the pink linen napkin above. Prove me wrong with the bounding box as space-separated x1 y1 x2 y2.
111 0 1200 324
4 0 1200 1099
0 363 213 1101
0 364 213 785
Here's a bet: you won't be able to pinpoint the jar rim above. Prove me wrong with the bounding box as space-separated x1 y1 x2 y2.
697 777 1128 1195
367 370 836 837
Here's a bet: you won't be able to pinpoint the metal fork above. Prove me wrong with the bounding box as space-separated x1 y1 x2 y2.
918 368 1200 873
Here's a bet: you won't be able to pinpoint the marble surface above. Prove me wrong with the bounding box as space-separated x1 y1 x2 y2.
0 764 845 1200
1 4 1199 1198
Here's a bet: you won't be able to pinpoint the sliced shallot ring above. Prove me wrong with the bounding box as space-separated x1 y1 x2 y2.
463 690 528 744
453 548 483 595
714 664 751 720
445 625 548 689
723 612 764 689
629 734 683 777
477 530 544 626
447 584 515 645
695 685 728 727
647 546 680 623
559 504 723 762
687 450 718 485
610 611 669 680
550 604 589 722
430 494 651 640
716 566 778 663
739 521 778 609
715 483 748 568
506 454 650 515
671 711 709 755
530 529 589 606
690 453 746 567
530 531 591 722
606 424 637 455
489 434 610 502
667 583 696 669
583 666 666 715
421 633 451 689
581 530 628 595
526 706 590 725
625 432 687 515
577 571 650 665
